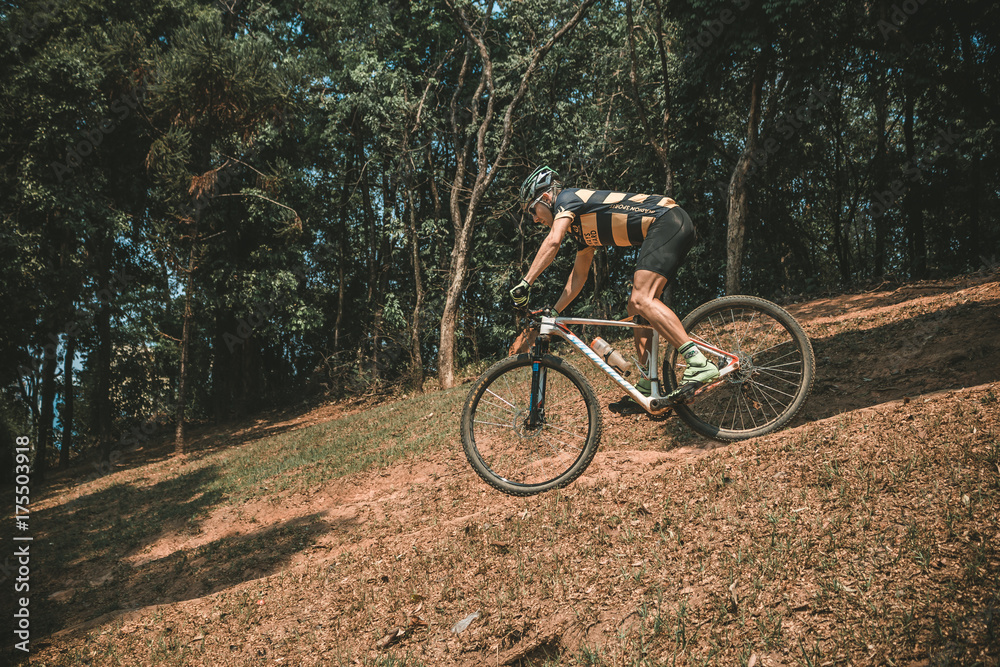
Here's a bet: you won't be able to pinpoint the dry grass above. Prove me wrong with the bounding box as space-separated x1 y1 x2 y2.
10 273 1000 666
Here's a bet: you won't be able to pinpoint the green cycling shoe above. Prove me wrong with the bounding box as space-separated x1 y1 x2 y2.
666 341 720 403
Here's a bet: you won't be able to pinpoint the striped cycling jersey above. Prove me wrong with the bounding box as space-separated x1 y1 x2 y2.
553 188 679 249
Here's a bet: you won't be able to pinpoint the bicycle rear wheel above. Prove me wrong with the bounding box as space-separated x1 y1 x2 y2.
461 354 602 496
665 296 815 440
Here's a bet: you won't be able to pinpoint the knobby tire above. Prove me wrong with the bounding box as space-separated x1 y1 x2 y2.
461 354 603 496
664 296 815 441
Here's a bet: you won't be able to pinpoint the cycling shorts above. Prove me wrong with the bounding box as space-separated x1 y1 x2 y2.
635 206 695 282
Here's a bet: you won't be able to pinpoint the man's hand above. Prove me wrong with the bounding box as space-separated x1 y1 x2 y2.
510 278 530 308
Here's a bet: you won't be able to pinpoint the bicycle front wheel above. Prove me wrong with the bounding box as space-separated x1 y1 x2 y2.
461 354 603 496
665 296 815 441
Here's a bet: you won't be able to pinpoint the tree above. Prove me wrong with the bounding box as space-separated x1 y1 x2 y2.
143 6 300 453
436 0 597 389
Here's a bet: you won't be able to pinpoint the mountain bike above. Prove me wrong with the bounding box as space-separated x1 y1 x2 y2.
460 296 815 496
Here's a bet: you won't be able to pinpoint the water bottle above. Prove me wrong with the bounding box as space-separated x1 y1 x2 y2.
590 337 631 376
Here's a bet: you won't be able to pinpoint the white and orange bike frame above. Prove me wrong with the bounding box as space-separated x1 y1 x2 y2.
535 314 740 414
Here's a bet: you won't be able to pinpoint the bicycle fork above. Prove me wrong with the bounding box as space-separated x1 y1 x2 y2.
527 360 547 428
525 337 552 429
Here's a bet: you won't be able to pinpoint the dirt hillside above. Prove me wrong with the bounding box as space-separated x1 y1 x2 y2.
11 270 1000 666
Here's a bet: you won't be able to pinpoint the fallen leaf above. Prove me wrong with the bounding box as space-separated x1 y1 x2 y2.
377 627 406 649
451 611 481 634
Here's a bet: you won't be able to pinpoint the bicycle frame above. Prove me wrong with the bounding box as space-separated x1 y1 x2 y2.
533 315 741 414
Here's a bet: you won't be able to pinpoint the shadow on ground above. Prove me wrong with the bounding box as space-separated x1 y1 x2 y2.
28 464 350 641
799 298 1000 423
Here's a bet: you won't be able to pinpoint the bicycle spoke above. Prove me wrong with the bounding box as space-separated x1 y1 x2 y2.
542 422 588 442
473 419 517 429
670 297 813 438
464 357 599 493
749 377 798 401
746 380 782 419
539 431 584 452
757 359 803 372
750 339 798 359
755 367 802 387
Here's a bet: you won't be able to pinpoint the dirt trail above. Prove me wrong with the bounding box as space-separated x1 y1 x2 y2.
20 271 1000 666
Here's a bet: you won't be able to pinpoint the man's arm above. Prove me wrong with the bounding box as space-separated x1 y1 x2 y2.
554 246 595 313
524 215 573 285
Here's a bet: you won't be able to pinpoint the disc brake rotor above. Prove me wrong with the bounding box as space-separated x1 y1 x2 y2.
513 408 545 439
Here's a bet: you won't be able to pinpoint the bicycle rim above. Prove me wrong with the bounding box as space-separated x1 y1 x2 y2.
461 355 602 496
665 296 815 440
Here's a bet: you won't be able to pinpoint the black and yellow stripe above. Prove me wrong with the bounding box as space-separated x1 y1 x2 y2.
555 188 678 248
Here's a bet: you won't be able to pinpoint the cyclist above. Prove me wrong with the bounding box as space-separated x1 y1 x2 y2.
510 166 718 409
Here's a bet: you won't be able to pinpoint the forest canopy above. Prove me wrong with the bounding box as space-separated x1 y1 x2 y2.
1 0 997 477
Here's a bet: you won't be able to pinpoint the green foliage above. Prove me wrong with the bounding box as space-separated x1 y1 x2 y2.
2 0 998 466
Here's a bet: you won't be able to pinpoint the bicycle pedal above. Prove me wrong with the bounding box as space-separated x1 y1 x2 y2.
669 382 701 405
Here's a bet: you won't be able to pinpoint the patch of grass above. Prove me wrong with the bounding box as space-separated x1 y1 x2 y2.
215 386 467 501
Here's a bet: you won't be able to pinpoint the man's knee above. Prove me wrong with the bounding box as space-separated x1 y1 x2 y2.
628 291 655 319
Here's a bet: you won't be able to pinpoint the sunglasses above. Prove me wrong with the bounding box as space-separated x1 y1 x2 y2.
526 192 549 217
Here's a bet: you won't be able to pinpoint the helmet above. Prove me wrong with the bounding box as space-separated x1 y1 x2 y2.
519 166 559 209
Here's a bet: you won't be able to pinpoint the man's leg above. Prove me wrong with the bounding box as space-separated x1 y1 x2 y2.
625 301 653 369
628 270 688 350
607 276 670 413
629 269 718 400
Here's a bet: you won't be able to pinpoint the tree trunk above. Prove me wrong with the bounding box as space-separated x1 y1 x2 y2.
174 238 197 457
395 63 442 392
831 102 853 286
334 256 345 352
94 267 114 463
872 64 890 278
627 0 674 195
969 153 982 268
404 174 426 391
438 226 472 387
60 332 75 468
332 149 356 354
211 310 230 424
725 57 766 295
902 91 926 279
437 0 597 388
36 334 58 482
